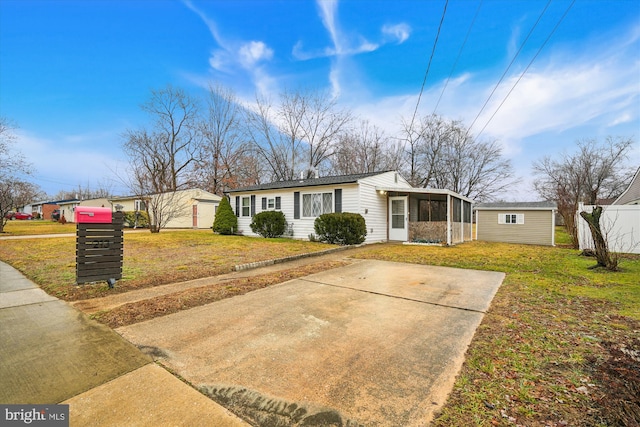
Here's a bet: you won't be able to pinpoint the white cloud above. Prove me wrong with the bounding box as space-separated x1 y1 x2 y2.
183 0 275 95
382 23 411 44
239 41 274 68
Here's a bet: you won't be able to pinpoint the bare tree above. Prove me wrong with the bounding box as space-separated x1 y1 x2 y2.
400 114 450 187
298 89 352 177
54 181 114 201
0 118 42 232
400 114 516 200
122 86 200 232
246 89 352 181
245 94 301 181
194 84 248 195
331 119 399 175
533 136 634 247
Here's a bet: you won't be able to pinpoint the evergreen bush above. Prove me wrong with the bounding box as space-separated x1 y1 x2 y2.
250 210 286 238
213 197 238 235
123 211 149 228
314 212 367 245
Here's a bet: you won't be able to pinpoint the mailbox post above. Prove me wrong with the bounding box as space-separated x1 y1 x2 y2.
75 207 123 288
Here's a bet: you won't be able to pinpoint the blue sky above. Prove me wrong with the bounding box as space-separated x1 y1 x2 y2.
1 0 639 200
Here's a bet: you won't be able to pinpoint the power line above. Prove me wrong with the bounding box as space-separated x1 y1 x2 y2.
432 0 483 115
466 0 553 135
474 0 576 140
409 0 449 132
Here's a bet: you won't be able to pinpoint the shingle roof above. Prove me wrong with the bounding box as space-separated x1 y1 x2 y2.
613 166 640 205
475 201 557 210
227 171 392 193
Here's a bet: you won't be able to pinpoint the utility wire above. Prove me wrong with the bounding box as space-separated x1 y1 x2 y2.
466 0 552 134
474 0 576 140
409 0 449 132
432 0 483 115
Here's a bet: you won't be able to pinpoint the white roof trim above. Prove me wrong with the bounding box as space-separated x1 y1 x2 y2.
375 187 474 203
474 206 556 211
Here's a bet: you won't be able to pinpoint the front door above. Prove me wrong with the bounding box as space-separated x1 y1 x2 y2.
389 196 408 241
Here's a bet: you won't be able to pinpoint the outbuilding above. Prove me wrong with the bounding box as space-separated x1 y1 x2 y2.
475 201 557 246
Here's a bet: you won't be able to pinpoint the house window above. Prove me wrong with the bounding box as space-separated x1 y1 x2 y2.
135 200 146 211
302 192 332 217
262 196 282 211
499 213 524 224
242 197 251 217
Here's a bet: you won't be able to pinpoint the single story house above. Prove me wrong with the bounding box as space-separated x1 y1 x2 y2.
226 171 474 245
109 188 221 229
57 198 112 223
475 201 557 246
24 199 78 220
57 199 80 221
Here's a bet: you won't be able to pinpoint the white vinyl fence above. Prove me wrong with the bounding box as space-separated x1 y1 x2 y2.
577 204 640 254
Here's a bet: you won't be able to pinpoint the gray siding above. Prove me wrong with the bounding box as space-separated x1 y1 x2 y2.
477 209 555 246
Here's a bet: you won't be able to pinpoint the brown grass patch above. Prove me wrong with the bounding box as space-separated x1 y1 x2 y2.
0 231 336 300
92 260 348 328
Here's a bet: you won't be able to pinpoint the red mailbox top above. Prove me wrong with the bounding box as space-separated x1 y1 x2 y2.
75 207 113 223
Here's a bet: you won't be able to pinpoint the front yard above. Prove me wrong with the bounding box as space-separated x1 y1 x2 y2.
0 225 338 300
0 222 637 426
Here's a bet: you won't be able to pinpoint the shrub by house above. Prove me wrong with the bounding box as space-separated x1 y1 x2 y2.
314 213 366 245
250 210 286 238
213 197 237 235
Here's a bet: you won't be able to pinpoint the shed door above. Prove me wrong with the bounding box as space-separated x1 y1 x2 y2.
192 204 198 228
389 196 408 241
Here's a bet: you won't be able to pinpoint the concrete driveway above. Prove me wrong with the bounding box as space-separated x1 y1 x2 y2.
117 259 504 426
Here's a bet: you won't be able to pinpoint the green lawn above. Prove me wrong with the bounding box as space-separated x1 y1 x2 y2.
0 229 337 300
1 219 76 235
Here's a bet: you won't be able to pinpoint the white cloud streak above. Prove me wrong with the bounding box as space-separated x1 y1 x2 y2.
182 0 276 95
382 23 411 44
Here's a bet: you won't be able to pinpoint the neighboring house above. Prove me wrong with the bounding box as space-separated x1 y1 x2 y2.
60 198 112 223
57 199 81 221
26 199 77 220
612 166 640 205
109 188 221 229
475 201 557 246
226 171 474 245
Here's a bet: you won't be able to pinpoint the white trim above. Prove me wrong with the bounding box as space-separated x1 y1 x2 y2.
376 186 474 204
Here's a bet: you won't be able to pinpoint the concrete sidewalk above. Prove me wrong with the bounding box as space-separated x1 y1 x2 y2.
0 261 247 426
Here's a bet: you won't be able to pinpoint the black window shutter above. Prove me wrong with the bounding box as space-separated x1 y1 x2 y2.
335 189 342 213
275 196 281 210
262 197 267 210
294 192 300 219
235 196 240 217
250 195 256 216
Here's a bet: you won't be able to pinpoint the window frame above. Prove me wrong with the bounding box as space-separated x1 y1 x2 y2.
241 196 251 217
499 213 524 225
302 191 333 218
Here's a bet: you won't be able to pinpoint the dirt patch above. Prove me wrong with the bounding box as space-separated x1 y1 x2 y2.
587 327 640 426
92 261 349 328
200 385 363 427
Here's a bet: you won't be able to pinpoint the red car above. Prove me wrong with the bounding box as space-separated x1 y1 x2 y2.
4 211 33 220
